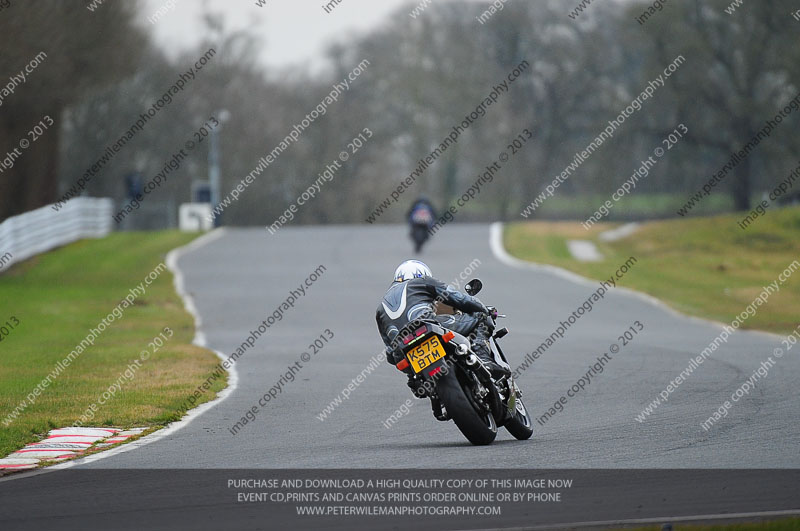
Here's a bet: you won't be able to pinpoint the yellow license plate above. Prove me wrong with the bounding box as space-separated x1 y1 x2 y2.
406 336 446 373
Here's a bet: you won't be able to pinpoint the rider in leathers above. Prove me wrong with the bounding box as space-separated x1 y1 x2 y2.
375 260 509 397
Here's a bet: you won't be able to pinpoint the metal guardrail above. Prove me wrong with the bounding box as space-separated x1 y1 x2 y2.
0 197 113 271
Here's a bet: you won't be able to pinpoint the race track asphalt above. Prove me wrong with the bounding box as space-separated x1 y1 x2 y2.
2 224 798 530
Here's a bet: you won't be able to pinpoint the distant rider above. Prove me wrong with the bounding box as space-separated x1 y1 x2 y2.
407 198 436 252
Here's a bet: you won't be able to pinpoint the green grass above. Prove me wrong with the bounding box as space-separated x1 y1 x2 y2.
0 232 227 459
625 517 800 530
512 192 735 219
504 206 800 334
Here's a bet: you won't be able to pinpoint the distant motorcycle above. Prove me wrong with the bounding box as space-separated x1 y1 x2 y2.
409 209 433 253
407 198 436 253
394 279 533 445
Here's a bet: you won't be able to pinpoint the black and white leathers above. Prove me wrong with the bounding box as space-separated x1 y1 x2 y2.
375 276 489 364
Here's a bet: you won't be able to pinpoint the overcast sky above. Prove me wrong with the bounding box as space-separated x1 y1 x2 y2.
140 0 413 72
139 0 634 73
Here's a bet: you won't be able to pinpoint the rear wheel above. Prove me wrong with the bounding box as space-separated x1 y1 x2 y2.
504 395 533 440
436 370 496 445
411 225 428 253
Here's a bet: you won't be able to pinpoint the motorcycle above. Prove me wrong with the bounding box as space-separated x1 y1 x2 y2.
410 222 430 253
409 208 433 253
394 279 533 445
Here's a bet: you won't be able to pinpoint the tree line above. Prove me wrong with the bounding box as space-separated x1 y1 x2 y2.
1 0 798 225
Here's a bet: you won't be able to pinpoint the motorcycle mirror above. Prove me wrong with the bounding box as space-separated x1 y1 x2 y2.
465 278 483 296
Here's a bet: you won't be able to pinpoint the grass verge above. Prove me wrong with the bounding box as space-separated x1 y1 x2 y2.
0 231 227 458
504 207 800 334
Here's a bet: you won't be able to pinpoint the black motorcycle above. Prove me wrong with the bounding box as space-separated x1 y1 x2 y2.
408 201 435 253
394 279 533 445
410 221 430 253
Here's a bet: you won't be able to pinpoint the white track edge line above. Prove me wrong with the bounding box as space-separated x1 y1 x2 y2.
2 228 235 481
489 222 785 342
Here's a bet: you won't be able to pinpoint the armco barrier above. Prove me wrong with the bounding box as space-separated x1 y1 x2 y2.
0 197 113 270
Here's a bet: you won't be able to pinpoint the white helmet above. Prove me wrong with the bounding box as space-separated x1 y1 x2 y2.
393 260 432 283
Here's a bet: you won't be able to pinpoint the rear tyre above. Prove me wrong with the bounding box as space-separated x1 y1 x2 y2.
436 370 497 445
504 395 533 440
411 225 428 253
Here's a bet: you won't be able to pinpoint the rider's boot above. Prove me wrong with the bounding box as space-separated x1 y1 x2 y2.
430 397 448 421
471 324 511 379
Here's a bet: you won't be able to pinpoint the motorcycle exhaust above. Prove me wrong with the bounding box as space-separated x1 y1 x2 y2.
465 353 494 381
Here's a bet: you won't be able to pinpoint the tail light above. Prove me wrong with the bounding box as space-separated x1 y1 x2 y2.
402 325 428 345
